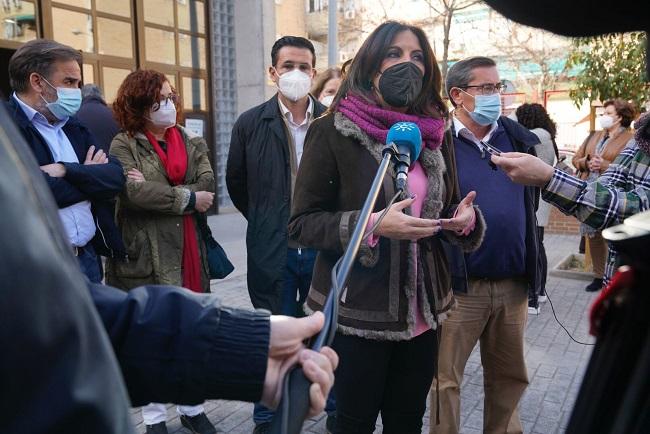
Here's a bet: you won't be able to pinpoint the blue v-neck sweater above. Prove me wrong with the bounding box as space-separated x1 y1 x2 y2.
454 124 527 279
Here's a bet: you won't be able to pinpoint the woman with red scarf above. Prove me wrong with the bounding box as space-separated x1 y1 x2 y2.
107 70 216 434
288 22 486 433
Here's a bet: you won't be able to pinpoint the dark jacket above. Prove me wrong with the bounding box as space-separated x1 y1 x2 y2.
76 95 121 153
4 96 127 259
0 103 270 434
288 112 486 340
226 94 326 312
444 116 542 297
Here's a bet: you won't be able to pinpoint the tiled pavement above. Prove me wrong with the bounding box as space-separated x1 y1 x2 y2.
132 212 597 434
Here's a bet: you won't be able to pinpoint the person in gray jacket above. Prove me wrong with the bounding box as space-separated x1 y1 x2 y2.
514 103 560 313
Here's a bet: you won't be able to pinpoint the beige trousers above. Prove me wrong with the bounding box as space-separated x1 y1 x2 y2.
587 231 607 279
430 278 529 434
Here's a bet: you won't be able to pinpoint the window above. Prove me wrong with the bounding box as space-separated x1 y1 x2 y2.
308 0 326 13
52 8 93 53
0 1 37 43
97 18 133 57
96 0 131 18
144 27 176 65
102 66 132 103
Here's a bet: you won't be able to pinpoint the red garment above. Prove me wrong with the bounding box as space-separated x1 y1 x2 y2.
145 127 202 292
589 266 635 337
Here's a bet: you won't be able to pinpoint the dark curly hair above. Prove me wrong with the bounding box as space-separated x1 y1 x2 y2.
516 103 559 159
113 69 182 136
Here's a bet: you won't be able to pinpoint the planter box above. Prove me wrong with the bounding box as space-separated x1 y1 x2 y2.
550 253 593 281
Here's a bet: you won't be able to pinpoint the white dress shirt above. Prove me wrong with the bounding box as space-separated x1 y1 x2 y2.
452 114 499 151
14 94 95 247
278 97 314 166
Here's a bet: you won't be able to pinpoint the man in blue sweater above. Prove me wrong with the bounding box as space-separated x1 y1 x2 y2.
430 57 541 434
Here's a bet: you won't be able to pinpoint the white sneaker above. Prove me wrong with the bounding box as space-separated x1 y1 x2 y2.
528 306 540 315
538 295 548 303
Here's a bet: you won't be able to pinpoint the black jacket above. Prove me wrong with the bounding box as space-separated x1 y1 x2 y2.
444 116 542 298
226 94 326 312
4 96 127 259
76 95 121 153
0 103 271 434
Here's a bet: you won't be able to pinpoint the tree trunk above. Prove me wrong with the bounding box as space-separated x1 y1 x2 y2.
442 10 453 92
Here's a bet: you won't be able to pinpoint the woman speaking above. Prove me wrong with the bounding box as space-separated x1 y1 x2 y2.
289 21 485 434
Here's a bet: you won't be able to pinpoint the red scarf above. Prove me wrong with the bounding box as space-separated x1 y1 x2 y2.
145 127 203 292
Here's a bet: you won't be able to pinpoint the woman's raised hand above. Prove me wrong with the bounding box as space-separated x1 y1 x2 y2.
374 195 441 241
440 191 476 234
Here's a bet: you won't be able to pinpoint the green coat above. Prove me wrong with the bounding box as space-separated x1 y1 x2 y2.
106 126 215 291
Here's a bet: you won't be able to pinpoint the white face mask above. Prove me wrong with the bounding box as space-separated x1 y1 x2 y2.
599 114 615 130
148 99 177 129
320 95 334 107
276 68 312 102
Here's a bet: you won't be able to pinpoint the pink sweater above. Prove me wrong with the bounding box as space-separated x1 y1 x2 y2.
367 161 430 337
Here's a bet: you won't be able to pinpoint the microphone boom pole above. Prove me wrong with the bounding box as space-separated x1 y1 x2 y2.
269 145 399 434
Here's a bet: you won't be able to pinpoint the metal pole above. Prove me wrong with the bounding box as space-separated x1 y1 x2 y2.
328 0 338 67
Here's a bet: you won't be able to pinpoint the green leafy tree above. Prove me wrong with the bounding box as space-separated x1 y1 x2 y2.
567 32 648 109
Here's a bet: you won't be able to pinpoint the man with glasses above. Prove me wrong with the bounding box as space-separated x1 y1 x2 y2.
430 57 542 434
226 36 327 434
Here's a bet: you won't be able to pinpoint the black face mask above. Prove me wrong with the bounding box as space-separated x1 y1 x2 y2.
377 61 424 108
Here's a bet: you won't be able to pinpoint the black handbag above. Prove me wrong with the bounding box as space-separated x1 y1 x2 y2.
196 213 234 279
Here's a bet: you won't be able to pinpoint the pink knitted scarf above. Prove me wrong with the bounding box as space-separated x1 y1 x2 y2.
338 94 445 150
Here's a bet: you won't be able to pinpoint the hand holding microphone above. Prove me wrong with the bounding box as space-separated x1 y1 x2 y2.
262 312 338 416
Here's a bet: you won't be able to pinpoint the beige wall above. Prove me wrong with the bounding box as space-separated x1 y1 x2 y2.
275 0 307 38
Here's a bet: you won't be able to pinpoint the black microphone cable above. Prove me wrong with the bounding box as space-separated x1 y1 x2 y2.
544 289 595 346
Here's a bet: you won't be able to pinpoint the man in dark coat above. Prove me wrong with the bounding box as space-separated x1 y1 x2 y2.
226 35 326 432
5 39 126 281
0 102 338 434
76 83 120 153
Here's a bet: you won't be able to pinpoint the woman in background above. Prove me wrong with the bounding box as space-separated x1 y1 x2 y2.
515 103 559 314
311 66 342 106
107 69 216 434
572 98 636 292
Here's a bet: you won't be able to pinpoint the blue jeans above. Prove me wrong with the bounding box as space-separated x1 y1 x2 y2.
77 244 102 283
280 247 317 317
254 247 317 426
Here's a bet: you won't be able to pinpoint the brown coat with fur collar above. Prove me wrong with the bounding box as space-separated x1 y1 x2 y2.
288 112 485 340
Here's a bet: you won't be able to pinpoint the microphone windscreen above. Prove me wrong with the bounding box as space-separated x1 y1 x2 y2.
386 122 422 161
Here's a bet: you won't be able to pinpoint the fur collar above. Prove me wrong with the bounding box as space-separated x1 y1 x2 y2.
334 112 447 219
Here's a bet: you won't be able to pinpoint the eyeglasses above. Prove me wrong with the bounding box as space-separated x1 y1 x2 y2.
152 93 178 111
462 82 507 95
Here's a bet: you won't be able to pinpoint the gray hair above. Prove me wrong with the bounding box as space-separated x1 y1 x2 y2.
9 39 82 93
445 56 497 106
81 83 104 100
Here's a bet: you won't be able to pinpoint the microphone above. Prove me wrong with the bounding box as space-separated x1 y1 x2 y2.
385 122 422 192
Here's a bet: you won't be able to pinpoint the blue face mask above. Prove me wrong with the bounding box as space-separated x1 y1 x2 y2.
462 90 502 126
39 76 82 120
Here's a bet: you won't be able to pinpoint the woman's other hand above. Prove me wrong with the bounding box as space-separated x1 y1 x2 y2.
194 191 215 212
127 168 145 182
374 195 441 241
440 191 476 235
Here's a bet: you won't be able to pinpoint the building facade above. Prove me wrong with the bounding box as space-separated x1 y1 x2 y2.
0 0 240 209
